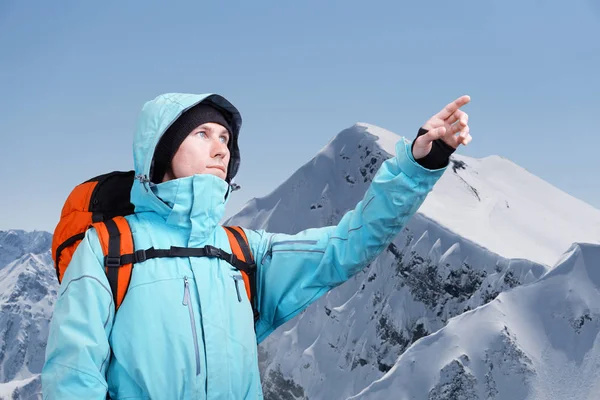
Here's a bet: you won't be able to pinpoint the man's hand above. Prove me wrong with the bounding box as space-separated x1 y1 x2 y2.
412 95 472 160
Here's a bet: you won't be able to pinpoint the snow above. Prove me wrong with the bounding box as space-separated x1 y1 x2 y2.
0 235 56 399
352 243 600 400
0 374 40 399
0 230 52 270
418 152 600 268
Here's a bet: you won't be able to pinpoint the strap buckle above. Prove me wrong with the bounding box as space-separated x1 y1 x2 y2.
204 245 219 258
105 256 121 268
135 249 147 263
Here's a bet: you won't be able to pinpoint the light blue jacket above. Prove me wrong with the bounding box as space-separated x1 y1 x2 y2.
42 93 447 399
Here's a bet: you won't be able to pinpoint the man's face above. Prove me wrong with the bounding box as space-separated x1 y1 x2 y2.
163 122 231 182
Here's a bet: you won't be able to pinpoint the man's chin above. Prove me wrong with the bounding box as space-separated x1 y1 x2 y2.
206 169 226 180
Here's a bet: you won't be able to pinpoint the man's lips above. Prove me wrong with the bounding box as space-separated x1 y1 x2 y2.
208 165 226 173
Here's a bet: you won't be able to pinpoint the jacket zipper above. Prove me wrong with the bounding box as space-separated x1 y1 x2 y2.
232 275 244 302
183 276 201 376
267 239 319 258
272 240 318 247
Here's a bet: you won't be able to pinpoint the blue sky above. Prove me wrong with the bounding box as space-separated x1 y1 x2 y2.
1 1 599 232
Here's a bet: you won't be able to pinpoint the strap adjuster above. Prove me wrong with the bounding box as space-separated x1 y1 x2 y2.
204 245 219 257
106 256 121 268
135 249 147 263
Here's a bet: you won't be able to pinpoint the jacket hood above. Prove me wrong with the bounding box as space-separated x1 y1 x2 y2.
129 93 242 235
132 93 242 183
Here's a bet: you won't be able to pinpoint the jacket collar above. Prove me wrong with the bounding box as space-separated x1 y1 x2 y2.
131 173 230 242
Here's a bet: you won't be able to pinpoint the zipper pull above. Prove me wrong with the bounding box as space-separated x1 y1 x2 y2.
183 276 189 306
233 276 243 302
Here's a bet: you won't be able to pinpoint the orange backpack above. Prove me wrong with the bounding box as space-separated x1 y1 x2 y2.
51 171 259 322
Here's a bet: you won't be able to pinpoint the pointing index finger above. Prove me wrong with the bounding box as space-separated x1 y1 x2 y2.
437 95 471 121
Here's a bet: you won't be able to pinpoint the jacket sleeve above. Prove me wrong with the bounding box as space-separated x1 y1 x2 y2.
42 228 114 399
246 138 448 343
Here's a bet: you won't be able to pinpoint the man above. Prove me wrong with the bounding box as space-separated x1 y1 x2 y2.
42 92 471 399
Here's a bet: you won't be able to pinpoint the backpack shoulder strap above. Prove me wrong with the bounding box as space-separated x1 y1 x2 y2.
92 216 134 311
223 226 254 263
223 226 259 323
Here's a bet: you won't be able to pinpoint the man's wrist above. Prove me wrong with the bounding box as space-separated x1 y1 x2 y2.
411 128 456 169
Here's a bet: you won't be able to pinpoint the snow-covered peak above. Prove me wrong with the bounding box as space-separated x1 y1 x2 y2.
353 242 600 400
0 251 56 306
420 150 600 267
227 123 388 233
353 122 399 155
232 122 600 267
0 230 52 269
0 231 56 397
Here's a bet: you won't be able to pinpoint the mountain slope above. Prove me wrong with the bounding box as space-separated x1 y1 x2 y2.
0 231 52 270
352 243 600 400
0 231 56 399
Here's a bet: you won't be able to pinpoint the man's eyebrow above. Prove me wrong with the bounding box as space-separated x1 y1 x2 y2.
196 123 228 134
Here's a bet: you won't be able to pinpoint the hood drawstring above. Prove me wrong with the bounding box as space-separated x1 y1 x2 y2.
224 181 240 202
135 174 152 193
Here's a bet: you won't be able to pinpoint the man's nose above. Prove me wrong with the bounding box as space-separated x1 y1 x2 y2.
211 138 228 158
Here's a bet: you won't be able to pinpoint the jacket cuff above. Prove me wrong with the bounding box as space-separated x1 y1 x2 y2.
396 138 448 179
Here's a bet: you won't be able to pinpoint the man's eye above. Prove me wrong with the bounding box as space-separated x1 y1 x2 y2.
197 131 207 137
220 136 229 144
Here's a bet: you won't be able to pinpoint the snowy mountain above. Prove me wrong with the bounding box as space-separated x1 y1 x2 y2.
0 231 52 271
226 123 600 399
2 123 599 399
351 242 600 400
230 123 600 268
0 231 56 400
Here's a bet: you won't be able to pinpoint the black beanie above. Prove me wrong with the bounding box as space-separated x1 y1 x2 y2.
151 102 234 183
